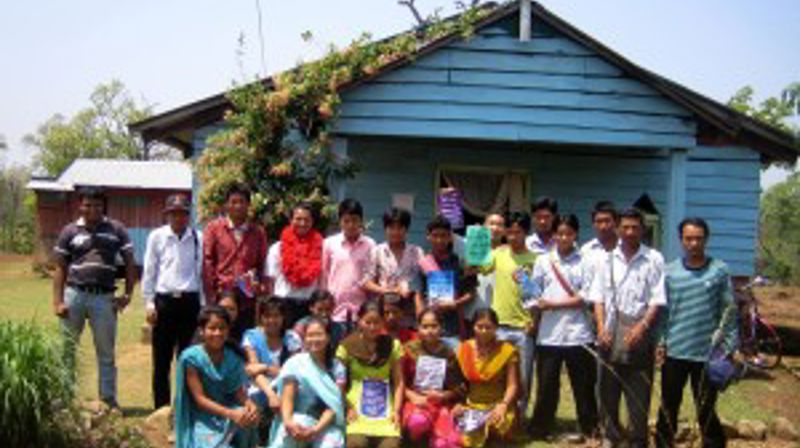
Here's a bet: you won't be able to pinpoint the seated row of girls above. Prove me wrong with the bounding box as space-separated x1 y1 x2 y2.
175 300 346 448
340 299 519 448
176 296 518 448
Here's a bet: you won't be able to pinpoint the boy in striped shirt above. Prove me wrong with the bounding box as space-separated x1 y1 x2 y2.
655 217 737 448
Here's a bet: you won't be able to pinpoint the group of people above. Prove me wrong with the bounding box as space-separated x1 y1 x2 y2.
52 184 739 448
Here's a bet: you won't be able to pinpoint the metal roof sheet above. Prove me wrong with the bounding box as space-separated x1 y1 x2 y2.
27 159 192 191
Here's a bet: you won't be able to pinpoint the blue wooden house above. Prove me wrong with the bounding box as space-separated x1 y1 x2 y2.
131 1 798 278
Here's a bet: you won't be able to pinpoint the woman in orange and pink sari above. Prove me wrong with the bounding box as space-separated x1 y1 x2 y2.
453 308 519 448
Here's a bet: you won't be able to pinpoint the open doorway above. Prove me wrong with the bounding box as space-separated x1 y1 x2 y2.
633 193 662 250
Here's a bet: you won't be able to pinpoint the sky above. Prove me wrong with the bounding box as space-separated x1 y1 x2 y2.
1 0 798 188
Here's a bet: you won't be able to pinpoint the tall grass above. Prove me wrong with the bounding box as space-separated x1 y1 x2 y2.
0 319 75 447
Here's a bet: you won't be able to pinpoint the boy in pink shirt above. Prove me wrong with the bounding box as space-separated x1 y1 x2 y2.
321 198 375 339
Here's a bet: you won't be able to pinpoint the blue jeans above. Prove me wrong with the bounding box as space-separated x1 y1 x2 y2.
496 326 535 416
60 287 118 406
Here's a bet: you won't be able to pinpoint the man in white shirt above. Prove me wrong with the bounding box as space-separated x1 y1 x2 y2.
589 208 666 448
141 194 203 409
526 196 558 255
580 200 619 289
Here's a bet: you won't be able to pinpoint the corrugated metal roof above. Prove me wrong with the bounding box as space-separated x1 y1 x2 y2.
27 159 192 191
26 179 73 192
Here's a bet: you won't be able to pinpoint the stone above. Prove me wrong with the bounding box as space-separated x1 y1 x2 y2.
736 419 767 440
559 432 585 444
145 406 173 432
674 422 696 442
82 399 109 415
142 405 174 448
81 410 93 432
720 417 738 439
769 417 799 441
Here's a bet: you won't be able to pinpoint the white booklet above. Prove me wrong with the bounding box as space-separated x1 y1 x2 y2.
414 355 447 391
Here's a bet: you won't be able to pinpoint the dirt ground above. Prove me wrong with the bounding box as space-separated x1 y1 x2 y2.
747 286 800 426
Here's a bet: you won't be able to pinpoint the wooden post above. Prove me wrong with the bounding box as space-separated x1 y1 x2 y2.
665 147 687 261
520 0 532 42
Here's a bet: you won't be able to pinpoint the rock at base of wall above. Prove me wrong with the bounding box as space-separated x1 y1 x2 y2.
769 417 799 441
736 419 767 441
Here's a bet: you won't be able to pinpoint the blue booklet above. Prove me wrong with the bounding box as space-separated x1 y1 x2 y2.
360 379 390 420
427 270 456 304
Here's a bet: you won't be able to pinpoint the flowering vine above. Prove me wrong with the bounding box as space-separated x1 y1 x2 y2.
196 4 497 237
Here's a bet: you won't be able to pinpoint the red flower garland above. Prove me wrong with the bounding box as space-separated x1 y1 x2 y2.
280 225 323 288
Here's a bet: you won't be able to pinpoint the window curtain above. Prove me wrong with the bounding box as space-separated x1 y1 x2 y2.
441 170 527 217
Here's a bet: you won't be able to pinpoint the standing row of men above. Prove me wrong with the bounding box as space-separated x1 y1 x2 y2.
517 198 736 448
52 185 737 447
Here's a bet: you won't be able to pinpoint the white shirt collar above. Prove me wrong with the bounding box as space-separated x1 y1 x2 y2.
612 243 649 264
76 216 108 227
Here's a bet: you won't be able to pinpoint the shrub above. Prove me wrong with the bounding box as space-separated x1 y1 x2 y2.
0 320 75 447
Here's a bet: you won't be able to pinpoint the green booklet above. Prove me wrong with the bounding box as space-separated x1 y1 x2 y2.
465 225 492 266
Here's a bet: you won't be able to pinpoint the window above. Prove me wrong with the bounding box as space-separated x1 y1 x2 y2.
435 166 530 233
633 194 661 249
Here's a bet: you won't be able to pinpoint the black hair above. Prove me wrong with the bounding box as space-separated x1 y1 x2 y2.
256 296 286 338
196 305 246 359
218 289 240 309
591 200 619 222
77 186 106 202
619 207 645 226
381 292 403 309
303 317 337 374
256 296 291 364
357 299 384 320
309 290 334 306
532 196 558 214
472 308 499 327
256 296 286 330
198 304 231 328
554 214 580 234
292 201 318 223
426 214 452 234
417 307 442 325
338 198 364 220
382 207 412 229
678 217 710 239
505 211 532 234
225 182 252 202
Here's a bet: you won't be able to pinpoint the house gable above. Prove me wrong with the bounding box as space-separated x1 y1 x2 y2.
336 12 698 149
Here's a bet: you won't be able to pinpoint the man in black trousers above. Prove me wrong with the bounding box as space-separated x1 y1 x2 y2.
141 194 203 409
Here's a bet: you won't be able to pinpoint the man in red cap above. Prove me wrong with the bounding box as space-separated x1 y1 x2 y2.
141 193 202 409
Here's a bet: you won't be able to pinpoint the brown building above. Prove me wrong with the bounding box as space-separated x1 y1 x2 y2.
27 159 192 265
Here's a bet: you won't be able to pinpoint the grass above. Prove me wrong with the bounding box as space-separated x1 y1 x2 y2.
0 254 796 446
0 255 153 418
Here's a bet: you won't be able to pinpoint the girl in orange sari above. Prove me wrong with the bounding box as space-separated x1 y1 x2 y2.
454 309 519 448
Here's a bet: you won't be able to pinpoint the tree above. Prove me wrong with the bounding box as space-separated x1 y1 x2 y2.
759 172 800 284
0 166 34 254
23 80 164 177
729 82 800 284
728 83 800 151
